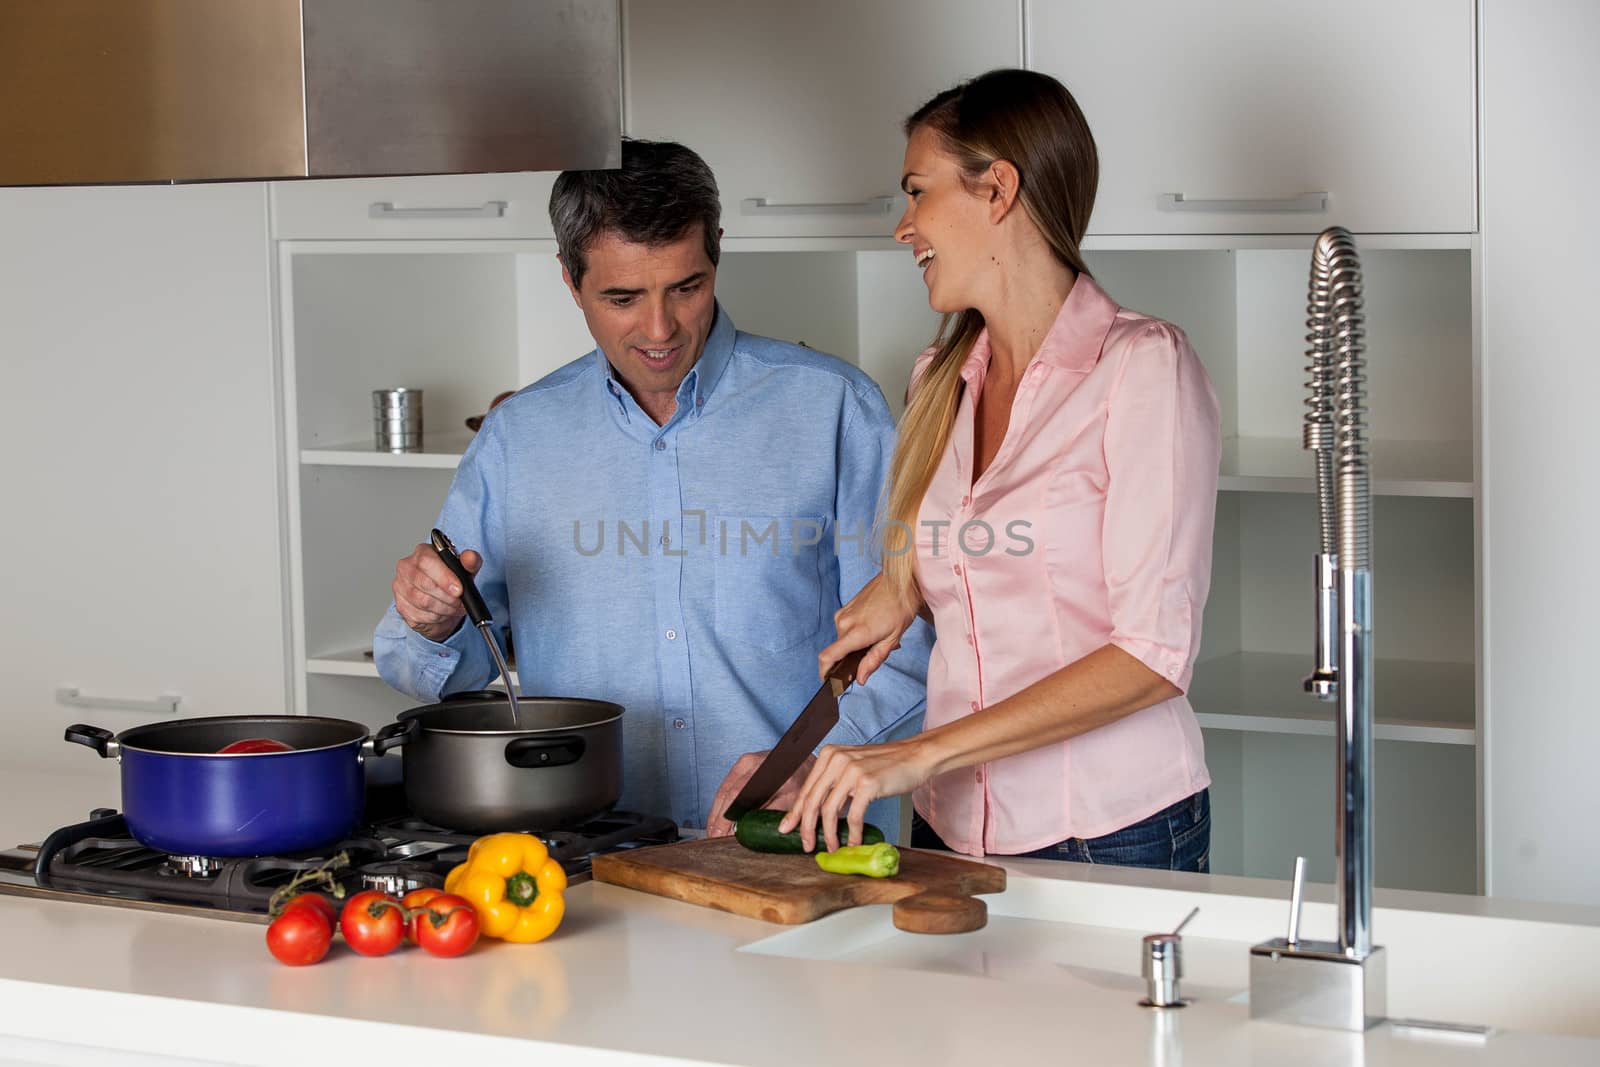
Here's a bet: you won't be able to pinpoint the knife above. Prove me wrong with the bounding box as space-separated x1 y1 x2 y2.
722 649 867 823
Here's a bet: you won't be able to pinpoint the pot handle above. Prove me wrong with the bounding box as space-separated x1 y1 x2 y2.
64 724 120 759
366 719 415 758
504 735 586 769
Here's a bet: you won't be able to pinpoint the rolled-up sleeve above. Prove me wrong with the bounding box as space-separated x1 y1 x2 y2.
1100 323 1220 693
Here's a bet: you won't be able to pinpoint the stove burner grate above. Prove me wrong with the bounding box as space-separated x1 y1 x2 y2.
25 808 677 916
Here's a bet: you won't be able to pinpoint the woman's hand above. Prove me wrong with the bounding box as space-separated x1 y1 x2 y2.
776 736 943 853
819 572 923 686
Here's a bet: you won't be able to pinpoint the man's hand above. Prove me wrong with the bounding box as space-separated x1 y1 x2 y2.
705 751 818 837
392 542 482 643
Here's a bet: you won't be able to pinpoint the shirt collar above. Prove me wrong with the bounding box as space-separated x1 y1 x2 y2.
1036 273 1119 372
684 301 736 413
595 301 737 420
960 273 1119 384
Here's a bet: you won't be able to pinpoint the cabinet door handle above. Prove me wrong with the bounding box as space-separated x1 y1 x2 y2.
368 200 508 220
740 196 896 217
56 686 181 715
1157 192 1328 214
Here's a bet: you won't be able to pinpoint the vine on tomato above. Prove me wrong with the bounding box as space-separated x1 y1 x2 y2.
339 890 406 957
411 893 481 958
401 887 445 943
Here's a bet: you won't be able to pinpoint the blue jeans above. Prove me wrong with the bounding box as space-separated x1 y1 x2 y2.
911 789 1211 873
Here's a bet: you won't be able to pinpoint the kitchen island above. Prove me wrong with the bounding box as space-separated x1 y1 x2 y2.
2 764 1597 1067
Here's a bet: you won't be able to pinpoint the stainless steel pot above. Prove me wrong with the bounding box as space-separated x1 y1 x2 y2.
383 691 623 832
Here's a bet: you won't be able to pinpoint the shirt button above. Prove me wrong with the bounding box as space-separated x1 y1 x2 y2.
970 701 979 712
654 439 666 451
953 564 962 576
665 628 677 640
673 718 686 729
966 634 974 646
961 496 970 507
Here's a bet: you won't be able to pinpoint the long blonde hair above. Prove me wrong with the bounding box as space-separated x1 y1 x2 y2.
881 69 1100 598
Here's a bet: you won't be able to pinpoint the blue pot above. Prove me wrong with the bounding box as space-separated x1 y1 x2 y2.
64 715 407 857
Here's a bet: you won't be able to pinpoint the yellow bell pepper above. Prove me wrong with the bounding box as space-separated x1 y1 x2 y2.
445 832 567 943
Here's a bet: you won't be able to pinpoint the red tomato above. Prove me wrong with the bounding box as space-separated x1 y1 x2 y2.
339 890 406 956
411 893 480 958
401 887 445 943
218 738 294 754
280 892 338 929
266 905 332 966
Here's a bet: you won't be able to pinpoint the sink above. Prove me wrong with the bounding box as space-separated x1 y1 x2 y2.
738 865 1600 1040
741 905 1250 1002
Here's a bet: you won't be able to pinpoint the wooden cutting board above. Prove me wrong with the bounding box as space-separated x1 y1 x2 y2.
591 837 1006 934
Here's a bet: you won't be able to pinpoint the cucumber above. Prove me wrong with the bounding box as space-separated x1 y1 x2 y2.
734 808 885 854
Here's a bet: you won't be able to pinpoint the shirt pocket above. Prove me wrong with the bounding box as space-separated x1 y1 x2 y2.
712 514 826 653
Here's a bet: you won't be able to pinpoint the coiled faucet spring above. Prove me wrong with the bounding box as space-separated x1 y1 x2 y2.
1302 225 1375 958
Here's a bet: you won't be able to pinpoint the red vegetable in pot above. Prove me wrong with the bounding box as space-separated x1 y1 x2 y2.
217 738 294 754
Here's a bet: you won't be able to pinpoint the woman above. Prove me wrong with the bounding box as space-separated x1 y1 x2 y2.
778 69 1221 870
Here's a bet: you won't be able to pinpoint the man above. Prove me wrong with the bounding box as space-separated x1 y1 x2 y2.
373 139 930 834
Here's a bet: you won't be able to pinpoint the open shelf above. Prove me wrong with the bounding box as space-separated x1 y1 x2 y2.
300 432 1476 493
1189 651 1475 745
307 645 519 687
301 431 478 469
1218 437 1473 497
313 647 1474 745
305 646 384 678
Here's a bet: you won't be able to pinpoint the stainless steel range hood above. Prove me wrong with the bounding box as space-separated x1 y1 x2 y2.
0 0 621 186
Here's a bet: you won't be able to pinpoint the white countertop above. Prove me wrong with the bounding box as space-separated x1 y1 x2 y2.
2 762 1598 1067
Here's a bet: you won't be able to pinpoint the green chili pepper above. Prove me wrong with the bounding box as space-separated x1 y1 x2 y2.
815 842 900 878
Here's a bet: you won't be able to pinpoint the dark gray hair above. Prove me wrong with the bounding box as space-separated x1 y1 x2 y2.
550 138 722 289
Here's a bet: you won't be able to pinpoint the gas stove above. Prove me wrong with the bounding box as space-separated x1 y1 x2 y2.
0 793 676 924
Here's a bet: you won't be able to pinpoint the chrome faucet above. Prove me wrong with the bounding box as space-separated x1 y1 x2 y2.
1248 227 1387 1031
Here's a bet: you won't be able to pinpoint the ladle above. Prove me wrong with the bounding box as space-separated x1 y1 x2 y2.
430 528 522 728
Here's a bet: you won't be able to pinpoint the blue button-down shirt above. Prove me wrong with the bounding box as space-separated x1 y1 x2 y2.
374 305 930 832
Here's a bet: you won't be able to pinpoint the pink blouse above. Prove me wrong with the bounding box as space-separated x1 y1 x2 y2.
909 274 1220 855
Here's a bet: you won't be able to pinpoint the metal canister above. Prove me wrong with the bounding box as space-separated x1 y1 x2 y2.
373 387 423 452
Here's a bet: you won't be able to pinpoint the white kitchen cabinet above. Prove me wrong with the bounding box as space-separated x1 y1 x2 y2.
1480 0 1600 907
271 172 561 241
1028 0 1476 235
280 243 894 733
281 246 576 728
0 184 288 774
624 0 1021 239
1077 242 1479 892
